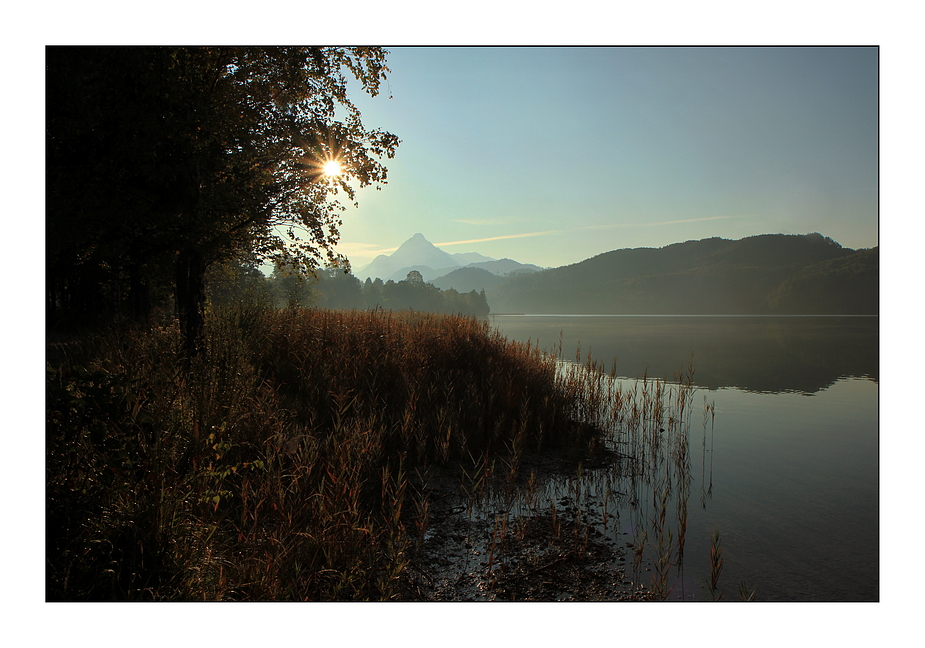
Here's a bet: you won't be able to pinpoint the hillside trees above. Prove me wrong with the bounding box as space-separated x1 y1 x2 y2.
47 46 399 354
484 234 877 315
767 247 879 314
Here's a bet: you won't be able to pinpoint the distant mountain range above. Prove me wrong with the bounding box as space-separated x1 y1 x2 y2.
356 233 544 283
485 233 878 315
352 232 878 315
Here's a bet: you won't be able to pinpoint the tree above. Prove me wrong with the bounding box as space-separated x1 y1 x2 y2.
47 47 399 355
365 277 385 309
315 269 365 309
206 253 273 310
267 264 316 310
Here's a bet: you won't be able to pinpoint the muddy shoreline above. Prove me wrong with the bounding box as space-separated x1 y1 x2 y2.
395 453 659 602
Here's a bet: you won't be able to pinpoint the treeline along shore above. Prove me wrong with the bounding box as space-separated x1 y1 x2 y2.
232 262 491 317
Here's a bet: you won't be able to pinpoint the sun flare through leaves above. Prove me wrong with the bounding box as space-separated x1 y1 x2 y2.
323 160 343 177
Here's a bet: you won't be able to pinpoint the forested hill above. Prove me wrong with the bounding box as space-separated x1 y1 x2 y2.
486 233 878 315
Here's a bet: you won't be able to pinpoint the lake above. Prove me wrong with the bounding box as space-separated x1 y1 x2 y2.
489 314 879 601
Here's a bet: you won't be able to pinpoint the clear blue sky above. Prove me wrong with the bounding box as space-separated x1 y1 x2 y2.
336 46 878 270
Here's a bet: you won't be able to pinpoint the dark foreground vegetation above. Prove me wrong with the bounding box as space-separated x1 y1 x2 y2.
47 308 615 600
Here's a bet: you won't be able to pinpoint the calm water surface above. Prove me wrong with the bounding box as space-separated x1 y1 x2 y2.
491 315 879 601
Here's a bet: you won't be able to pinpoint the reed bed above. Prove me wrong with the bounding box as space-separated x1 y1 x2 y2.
419 350 713 600
46 307 609 601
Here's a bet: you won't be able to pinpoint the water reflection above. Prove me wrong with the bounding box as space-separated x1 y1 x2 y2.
405 316 878 600
448 375 879 601
480 315 879 601
491 315 878 394
441 363 708 600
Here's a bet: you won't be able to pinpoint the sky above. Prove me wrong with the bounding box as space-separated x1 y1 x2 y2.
334 46 879 270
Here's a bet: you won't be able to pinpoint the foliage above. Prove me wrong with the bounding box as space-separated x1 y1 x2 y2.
46 309 601 600
46 46 399 348
254 266 491 315
206 254 275 311
266 263 317 309
366 275 490 316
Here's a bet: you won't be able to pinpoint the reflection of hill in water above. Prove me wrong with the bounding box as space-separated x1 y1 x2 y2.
492 315 878 394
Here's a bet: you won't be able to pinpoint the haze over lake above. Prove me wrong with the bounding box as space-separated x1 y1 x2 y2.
492 314 878 601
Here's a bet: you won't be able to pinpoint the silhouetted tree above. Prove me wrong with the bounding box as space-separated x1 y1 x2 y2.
47 46 399 355
268 264 316 309
316 269 365 309
206 254 273 310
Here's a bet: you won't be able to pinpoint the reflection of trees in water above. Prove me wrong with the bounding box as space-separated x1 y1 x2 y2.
493 316 878 394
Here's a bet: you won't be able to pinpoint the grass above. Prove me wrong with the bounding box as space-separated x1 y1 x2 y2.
47 304 734 601
46 306 607 601
400 348 718 600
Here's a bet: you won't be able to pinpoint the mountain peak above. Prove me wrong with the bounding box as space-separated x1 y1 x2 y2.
359 234 460 281
357 233 530 283
396 233 438 253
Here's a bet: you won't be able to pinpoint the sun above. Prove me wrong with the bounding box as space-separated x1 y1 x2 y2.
323 160 342 177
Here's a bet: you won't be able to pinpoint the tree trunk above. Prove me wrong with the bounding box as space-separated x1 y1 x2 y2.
176 248 206 360
46 268 58 326
129 263 152 322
